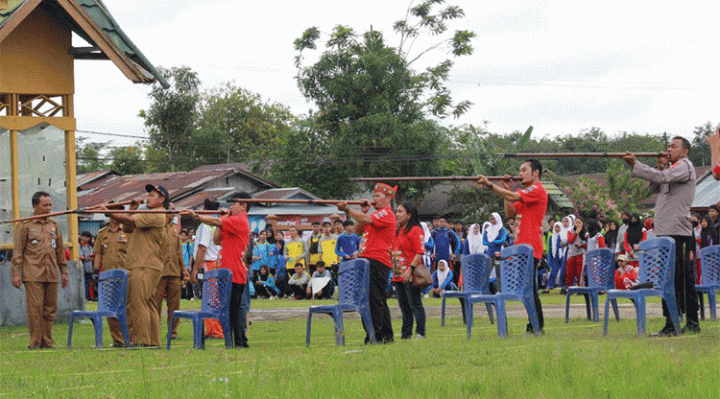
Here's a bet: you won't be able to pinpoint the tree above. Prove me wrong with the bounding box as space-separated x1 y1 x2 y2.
192 83 296 173
76 137 108 173
690 121 716 167
139 66 200 172
109 146 145 175
287 3 473 198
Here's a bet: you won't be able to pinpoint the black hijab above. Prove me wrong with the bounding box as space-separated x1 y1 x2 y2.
625 213 643 247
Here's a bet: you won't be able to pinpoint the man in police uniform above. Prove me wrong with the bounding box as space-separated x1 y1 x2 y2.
93 212 128 347
153 204 187 342
12 191 68 349
103 184 168 347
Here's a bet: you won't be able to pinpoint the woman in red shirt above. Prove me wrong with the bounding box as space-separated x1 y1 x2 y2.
391 202 426 339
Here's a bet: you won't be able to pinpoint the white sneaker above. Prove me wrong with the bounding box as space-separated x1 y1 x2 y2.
414 334 426 339
269 296 276 300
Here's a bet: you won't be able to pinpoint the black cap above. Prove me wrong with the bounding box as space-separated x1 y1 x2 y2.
145 184 170 209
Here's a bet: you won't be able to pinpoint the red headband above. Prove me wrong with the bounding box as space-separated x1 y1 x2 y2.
374 183 397 198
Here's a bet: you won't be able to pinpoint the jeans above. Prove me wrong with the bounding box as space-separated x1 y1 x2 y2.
393 281 426 338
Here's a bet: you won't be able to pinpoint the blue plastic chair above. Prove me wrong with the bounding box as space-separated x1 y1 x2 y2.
603 237 681 336
441 254 495 328
167 268 232 350
67 269 130 348
564 248 619 323
463 245 540 338
306 259 374 346
696 245 720 321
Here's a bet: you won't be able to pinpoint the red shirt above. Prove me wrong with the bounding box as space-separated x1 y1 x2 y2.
713 162 720 177
219 213 250 284
512 181 548 260
391 225 424 282
614 268 638 289
360 206 396 267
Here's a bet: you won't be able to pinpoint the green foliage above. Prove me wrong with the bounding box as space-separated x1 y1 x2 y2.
75 137 108 173
606 160 650 215
192 83 296 173
690 121 716 167
139 66 201 171
109 146 145 175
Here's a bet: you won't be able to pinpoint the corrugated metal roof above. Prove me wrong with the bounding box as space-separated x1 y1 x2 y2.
77 168 275 208
253 187 319 201
692 171 719 208
76 169 121 190
173 187 237 209
0 0 168 88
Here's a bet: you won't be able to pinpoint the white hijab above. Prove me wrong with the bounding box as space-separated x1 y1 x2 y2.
551 221 564 258
560 216 573 243
436 260 451 286
466 223 485 254
421 222 432 244
485 212 503 242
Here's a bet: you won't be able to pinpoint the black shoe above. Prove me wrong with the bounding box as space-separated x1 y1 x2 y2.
652 325 678 337
110 342 126 348
236 342 249 348
681 323 701 335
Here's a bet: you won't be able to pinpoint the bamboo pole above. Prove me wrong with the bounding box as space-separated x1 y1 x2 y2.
503 152 667 159
231 198 368 205
346 176 522 182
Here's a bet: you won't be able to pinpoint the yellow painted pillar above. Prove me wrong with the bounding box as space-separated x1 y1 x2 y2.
64 94 78 260
10 129 19 220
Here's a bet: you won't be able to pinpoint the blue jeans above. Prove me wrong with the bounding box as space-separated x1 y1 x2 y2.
393 281 426 338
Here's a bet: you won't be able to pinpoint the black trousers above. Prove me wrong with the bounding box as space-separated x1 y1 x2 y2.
364 258 394 343
526 258 545 333
229 283 248 348
661 235 699 327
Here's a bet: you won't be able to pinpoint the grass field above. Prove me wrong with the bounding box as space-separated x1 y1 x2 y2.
1 294 718 398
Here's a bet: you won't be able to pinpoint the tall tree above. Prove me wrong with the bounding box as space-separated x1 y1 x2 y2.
192 83 295 173
690 121 716 167
139 66 200 172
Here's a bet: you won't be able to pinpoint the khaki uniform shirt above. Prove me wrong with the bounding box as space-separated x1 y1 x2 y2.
12 218 67 282
94 225 128 271
632 157 696 237
161 224 185 277
125 213 165 271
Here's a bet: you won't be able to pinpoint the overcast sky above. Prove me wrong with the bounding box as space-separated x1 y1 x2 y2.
73 0 720 149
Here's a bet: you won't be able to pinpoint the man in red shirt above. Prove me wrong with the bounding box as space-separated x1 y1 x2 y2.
338 183 396 343
477 159 548 334
182 192 252 348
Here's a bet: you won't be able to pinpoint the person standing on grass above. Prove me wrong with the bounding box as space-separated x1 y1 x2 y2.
337 183 396 344
566 217 587 288
94 209 129 347
390 202 426 338
189 197 224 338
102 184 168 347
181 192 252 348
623 136 700 335
153 206 188 342
12 191 68 349
477 159 548 334
284 226 308 268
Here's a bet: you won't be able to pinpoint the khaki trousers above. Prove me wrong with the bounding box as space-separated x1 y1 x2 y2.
153 276 182 341
127 268 162 346
24 281 58 349
107 317 125 346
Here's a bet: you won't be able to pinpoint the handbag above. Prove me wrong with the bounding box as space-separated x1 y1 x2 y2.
411 264 432 289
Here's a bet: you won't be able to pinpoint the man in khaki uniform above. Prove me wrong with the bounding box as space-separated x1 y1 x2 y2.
103 184 168 347
153 206 187 341
93 216 128 347
12 191 68 349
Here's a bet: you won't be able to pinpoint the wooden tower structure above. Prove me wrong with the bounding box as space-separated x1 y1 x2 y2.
0 0 168 257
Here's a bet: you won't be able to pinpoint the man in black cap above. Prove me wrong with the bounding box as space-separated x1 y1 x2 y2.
101 183 168 347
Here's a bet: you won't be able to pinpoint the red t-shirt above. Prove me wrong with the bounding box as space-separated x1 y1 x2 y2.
360 206 396 267
391 225 424 282
713 162 720 177
512 181 548 260
614 268 638 290
219 213 250 284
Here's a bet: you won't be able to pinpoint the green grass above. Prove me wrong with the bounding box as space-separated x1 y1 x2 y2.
1 296 718 398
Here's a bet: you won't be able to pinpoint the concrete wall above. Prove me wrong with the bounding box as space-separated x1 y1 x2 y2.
0 260 84 326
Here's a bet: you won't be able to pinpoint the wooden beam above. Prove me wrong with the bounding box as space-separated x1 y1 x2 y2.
0 116 76 131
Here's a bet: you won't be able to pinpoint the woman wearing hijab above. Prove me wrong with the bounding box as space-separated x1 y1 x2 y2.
603 220 619 252
430 260 456 298
543 222 566 293
566 217 588 287
483 213 508 258
623 213 646 265
557 215 573 293
252 265 278 299
464 223 486 255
